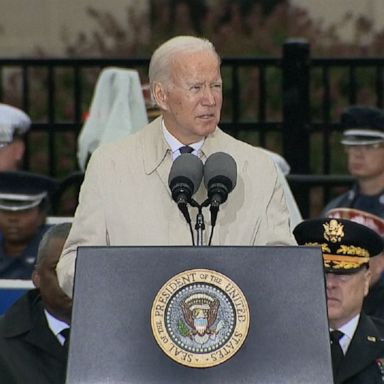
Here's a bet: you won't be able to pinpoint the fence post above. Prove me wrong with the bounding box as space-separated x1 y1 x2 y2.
282 39 311 217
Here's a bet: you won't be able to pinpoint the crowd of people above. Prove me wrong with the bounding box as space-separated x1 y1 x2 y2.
0 35 384 383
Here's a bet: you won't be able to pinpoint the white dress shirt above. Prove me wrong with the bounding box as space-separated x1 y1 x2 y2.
161 120 204 160
44 309 70 346
331 314 360 355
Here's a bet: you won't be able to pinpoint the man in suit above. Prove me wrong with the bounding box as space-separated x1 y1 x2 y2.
0 103 31 171
57 35 296 298
294 217 384 384
0 171 58 278
0 222 72 384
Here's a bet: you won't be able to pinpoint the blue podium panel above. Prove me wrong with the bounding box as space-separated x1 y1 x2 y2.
67 246 333 384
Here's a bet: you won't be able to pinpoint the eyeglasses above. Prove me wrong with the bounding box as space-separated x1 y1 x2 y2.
344 143 384 153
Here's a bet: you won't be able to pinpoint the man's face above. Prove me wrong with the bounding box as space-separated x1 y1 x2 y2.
345 143 384 181
326 269 370 329
0 207 45 248
0 140 25 171
156 50 222 144
34 237 72 324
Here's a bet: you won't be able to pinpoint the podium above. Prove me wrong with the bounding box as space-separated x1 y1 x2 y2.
66 246 333 384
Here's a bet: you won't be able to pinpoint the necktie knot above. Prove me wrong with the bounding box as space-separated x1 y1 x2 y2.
60 328 70 349
330 330 344 343
179 145 193 154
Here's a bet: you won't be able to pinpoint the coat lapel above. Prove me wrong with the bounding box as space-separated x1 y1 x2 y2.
4 289 66 361
337 313 384 383
141 117 173 193
25 306 66 361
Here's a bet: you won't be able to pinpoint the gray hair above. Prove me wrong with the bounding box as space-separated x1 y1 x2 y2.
35 222 72 268
148 35 220 94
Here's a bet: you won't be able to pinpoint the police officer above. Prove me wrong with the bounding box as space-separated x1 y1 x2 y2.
0 171 58 279
322 106 384 318
322 105 384 223
0 103 31 171
294 218 384 384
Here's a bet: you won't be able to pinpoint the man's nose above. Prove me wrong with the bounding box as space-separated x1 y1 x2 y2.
5 212 19 222
201 86 215 105
325 273 338 289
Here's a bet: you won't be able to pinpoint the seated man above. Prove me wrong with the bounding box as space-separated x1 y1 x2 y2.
0 222 72 384
0 103 31 171
294 217 384 384
0 171 58 279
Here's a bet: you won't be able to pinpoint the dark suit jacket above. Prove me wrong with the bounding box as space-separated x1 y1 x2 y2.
0 289 68 384
335 313 384 384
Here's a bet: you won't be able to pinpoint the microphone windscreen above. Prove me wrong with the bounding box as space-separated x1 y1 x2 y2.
168 153 204 194
204 152 237 191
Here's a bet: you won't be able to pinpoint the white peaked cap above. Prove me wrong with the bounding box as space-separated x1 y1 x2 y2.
0 103 31 146
77 67 148 171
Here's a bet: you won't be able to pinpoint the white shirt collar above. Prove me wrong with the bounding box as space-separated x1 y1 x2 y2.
44 308 70 345
161 119 204 160
330 313 360 355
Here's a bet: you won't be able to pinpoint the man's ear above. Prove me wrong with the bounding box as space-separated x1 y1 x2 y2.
32 270 40 289
152 82 169 111
364 269 372 297
11 139 25 163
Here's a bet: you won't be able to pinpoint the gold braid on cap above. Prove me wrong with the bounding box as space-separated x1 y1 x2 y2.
305 242 331 254
337 245 370 258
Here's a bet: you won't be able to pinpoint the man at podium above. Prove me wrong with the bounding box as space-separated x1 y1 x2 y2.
294 218 384 384
57 35 295 298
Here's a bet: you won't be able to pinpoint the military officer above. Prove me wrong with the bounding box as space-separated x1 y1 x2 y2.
294 217 384 384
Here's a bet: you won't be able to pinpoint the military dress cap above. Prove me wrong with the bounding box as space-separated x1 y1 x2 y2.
0 103 31 148
340 105 384 145
0 171 58 211
293 218 384 274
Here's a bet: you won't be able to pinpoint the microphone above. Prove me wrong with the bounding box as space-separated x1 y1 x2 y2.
168 153 203 223
204 152 237 228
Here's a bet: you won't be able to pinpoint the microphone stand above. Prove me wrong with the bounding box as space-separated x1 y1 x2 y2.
190 199 210 246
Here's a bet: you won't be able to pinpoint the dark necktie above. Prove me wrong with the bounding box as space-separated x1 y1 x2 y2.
60 328 70 351
179 145 193 154
330 330 344 376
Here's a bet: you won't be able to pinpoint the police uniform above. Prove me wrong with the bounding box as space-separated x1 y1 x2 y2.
294 218 384 384
0 171 58 279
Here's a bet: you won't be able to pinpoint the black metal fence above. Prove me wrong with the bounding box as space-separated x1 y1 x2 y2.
1 40 383 218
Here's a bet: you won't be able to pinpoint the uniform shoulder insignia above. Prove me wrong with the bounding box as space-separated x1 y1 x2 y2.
375 358 384 379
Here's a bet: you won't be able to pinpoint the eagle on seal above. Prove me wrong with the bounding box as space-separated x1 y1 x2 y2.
181 293 220 343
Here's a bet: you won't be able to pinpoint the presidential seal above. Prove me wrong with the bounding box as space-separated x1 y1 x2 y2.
151 269 250 368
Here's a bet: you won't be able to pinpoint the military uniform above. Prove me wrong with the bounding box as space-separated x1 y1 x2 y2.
334 313 384 384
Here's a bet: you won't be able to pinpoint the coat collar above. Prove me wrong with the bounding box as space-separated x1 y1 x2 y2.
141 116 227 176
140 117 228 198
3 289 66 360
337 312 384 383
141 117 171 176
